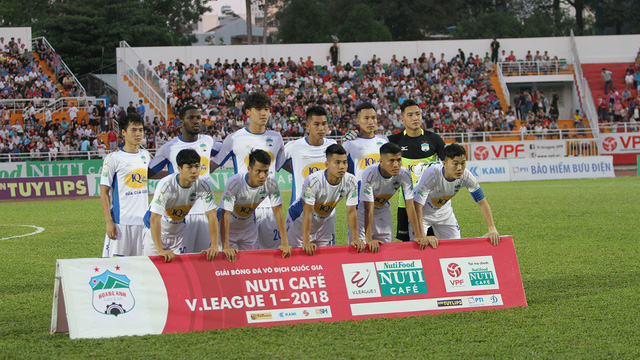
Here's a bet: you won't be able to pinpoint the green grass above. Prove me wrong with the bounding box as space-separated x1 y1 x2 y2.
0 177 639 359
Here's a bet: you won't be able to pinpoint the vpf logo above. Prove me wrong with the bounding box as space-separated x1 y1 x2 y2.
447 263 462 277
351 270 371 288
474 146 489 160
90 269 135 316
602 137 617 152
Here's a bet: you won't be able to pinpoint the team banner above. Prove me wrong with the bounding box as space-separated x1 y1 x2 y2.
508 156 614 181
51 237 526 339
471 141 566 160
0 176 90 200
599 134 640 154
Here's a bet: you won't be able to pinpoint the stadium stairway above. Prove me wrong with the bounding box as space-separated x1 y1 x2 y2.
489 68 509 111
122 74 161 118
582 63 637 109
33 53 71 97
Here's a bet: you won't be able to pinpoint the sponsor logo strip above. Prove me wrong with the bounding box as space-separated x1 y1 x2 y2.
246 306 332 323
350 295 503 316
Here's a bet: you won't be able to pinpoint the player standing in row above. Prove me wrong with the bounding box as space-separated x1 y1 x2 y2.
343 102 389 183
143 149 222 262
412 143 500 246
358 143 432 253
287 144 365 255
215 150 291 259
211 92 285 251
388 99 446 242
100 114 150 257
148 105 222 253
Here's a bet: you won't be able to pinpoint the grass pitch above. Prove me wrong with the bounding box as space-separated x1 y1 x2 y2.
0 177 638 359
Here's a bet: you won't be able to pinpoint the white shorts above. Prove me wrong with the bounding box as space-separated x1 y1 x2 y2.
286 214 335 248
353 210 393 243
184 213 216 253
142 227 187 256
255 207 281 250
228 218 259 251
102 224 145 257
410 212 461 240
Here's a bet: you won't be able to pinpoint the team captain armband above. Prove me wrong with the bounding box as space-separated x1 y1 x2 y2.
470 187 485 202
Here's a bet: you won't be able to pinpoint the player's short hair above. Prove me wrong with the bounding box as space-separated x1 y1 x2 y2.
176 148 201 167
248 149 271 167
443 143 466 160
325 144 347 158
400 99 419 113
380 142 402 156
243 91 271 113
305 105 327 120
117 113 143 132
179 104 199 120
355 102 375 117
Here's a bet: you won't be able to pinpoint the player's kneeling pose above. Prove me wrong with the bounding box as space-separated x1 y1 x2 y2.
213 150 291 261
142 149 227 262
412 143 500 247
287 144 365 255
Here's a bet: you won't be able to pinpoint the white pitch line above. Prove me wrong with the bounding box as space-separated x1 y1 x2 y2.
0 225 45 241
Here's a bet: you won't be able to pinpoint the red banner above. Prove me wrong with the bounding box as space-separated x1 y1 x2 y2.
151 236 526 333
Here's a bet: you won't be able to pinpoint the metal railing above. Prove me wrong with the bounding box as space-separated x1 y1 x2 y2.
496 64 511 107
437 128 594 143
570 30 600 140
598 122 640 133
31 36 86 96
497 60 570 77
0 97 98 122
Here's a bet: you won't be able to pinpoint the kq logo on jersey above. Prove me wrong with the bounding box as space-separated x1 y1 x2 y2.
125 168 147 188
431 195 454 207
303 162 325 177
440 256 500 292
314 201 338 216
244 151 274 167
358 154 380 169
373 194 392 208
90 269 135 316
166 205 192 221
199 156 209 175
234 203 259 218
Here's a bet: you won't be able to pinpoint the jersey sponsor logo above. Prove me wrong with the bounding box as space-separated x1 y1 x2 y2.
302 162 326 177
243 151 275 167
90 269 135 317
234 203 260 218
431 195 454 207
199 156 209 175
314 201 338 216
373 193 393 207
124 168 148 189
358 154 380 170
166 205 192 221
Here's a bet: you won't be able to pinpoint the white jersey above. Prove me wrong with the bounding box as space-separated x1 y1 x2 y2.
212 127 284 208
288 170 358 227
149 134 220 214
343 134 389 181
100 148 150 225
144 174 217 237
281 137 337 203
359 164 414 217
413 163 483 220
219 173 283 228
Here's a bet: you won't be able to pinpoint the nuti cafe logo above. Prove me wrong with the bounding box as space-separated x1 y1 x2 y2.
89 267 135 316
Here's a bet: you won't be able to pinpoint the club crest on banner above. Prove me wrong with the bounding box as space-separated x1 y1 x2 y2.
89 270 135 316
